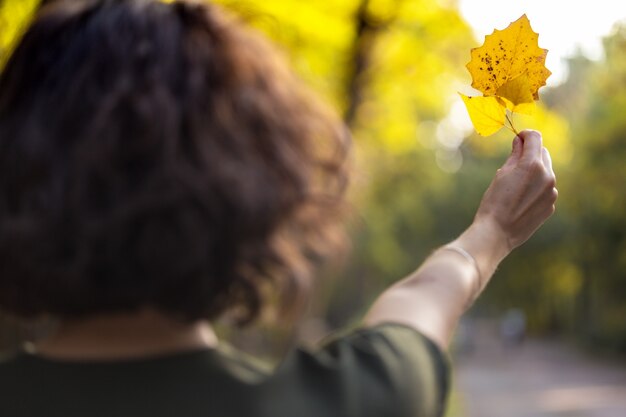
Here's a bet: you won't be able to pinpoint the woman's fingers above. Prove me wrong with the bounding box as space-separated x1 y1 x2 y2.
541 147 557 211
542 147 554 176
519 130 543 165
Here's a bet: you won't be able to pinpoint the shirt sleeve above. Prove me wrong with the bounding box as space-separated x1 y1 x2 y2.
265 323 450 417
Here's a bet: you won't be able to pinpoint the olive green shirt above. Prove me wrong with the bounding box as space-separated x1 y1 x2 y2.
0 324 449 417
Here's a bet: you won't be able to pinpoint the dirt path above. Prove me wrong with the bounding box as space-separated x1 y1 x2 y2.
451 321 626 417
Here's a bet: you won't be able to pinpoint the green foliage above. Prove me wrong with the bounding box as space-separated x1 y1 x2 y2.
552 25 626 347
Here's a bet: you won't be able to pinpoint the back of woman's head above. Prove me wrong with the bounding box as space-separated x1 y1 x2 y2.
0 0 350 324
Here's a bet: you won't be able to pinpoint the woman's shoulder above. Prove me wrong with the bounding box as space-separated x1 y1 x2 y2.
264 323 450 417
0 351 35 376
286 323 448 374
0 351 43 411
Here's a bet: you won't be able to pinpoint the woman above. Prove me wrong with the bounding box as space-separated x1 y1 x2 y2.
0 1 557 416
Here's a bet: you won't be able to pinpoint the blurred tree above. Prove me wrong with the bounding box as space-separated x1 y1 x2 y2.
560 25 626 349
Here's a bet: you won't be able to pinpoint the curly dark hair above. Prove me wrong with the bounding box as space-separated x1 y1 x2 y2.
0 0 350 324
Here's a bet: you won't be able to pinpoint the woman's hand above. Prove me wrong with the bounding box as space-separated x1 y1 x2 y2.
474 129 558 253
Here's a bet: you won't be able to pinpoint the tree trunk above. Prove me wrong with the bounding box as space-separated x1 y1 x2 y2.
344 0 400 127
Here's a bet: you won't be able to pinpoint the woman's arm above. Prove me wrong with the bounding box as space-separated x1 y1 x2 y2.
364 130 558 350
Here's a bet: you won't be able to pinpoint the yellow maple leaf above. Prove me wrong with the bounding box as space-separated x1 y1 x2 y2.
496 72 535 115
460 14 550 136
458 94 506 137
467 14 551 100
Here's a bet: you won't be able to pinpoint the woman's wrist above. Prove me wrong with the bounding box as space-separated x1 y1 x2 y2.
452 217 511 284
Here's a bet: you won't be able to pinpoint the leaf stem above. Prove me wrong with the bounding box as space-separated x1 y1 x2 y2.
505 112 519 137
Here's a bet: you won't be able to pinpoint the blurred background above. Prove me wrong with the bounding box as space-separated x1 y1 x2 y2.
1 0 626 416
